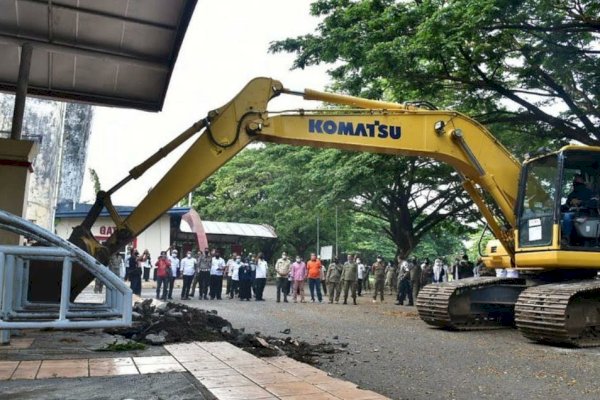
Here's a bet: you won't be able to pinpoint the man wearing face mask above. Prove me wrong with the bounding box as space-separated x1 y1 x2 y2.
372 255 386 303
290 256 307 303
341 254 358 305
209 250 226 300
191 247 212 299
180 251 196 300
275 252 291 303
229 254 242 299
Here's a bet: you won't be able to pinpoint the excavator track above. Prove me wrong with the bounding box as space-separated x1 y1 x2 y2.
515 280 600 347
416 277 527 330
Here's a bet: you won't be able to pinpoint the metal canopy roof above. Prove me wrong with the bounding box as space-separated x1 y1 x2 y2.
0 0 197 111
180 219 278 239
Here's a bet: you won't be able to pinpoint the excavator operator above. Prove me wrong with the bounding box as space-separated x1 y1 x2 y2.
566 174 593 207
562 174 594 244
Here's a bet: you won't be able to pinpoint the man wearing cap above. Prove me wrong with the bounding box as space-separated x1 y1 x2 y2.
340 254 358 305
275 252 291 303
371 255 386 303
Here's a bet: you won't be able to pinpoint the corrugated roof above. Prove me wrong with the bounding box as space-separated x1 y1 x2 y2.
55 202 190 218
180 219 277 239
0 0 197 111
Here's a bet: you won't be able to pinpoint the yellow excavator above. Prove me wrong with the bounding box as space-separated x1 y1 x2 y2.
37 77 600 347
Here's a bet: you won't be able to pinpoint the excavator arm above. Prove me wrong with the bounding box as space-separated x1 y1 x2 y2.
67 77 521 297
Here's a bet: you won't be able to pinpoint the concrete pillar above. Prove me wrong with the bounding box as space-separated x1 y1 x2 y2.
0 138 37 244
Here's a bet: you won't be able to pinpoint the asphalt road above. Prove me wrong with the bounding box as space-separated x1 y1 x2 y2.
144 284 600 400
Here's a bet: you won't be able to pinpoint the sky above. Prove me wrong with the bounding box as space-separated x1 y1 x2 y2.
81 0 331 206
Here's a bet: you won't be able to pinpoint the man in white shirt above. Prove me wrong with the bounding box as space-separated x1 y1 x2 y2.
209 251 226 300
254 253 268 301
229 255 241 299
167 249 180 300
357 258 366 297
225 253 237 297
180 251 196 300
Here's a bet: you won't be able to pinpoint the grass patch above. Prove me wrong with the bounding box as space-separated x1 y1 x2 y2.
95 340 146 352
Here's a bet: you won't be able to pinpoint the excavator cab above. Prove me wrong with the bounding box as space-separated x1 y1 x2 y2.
516 146 600 268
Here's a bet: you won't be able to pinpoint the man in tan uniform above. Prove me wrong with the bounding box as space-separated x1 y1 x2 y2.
371 255 386 303
341 254 358 305
326 257 343 303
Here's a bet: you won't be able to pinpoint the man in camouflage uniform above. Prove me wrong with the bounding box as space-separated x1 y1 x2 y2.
341 254 358 305
326 257 343 303
371 255 386 302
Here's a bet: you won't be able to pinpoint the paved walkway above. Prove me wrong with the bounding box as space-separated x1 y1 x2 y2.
165 342 389 400
1 338 389 400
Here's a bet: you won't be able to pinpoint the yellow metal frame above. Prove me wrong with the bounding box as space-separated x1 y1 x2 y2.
82 77 522 263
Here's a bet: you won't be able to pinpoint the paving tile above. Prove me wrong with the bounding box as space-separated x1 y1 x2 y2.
190 368 240 378
10 361 41 380
224 358 268 367
198 373 254 389
279 394 340 400
316 380 358 392
39 359 88 368
245 371 303 385
0 361 19 380
303 373 340 384
233 365 282 375
264 381 325 397
169 353 214 363
181 361 230 372
133 355 178 365
136 363 185 374
36 367 89 379
265 356 305 369
209 384 275 400
89 364 139 377
88 357 134 366
285 367 329 378
36 359 89 379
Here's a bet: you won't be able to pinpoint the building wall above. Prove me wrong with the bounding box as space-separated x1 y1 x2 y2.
0 94 93 229
55 214 171 259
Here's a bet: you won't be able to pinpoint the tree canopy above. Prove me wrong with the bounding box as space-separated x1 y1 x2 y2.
271 0 599 144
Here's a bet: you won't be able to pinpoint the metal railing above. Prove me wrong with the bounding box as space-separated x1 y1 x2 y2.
0 210 132 344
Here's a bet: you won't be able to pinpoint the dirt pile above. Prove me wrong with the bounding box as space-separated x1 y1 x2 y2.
105 300 337 365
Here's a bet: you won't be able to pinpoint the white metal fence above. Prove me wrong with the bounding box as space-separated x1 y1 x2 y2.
0 210 131 344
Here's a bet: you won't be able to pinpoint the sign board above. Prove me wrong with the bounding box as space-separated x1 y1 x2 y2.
320 245 333 260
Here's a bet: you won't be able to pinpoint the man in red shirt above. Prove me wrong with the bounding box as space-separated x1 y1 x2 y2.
306 253 323 303
155 251 172 300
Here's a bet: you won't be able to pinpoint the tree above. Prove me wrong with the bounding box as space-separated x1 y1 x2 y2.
193 144 418 260
88 168 101 194
271 0 600 145
312 149 476 258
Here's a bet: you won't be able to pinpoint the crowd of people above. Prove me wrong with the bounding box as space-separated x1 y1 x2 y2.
104 247 509 307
